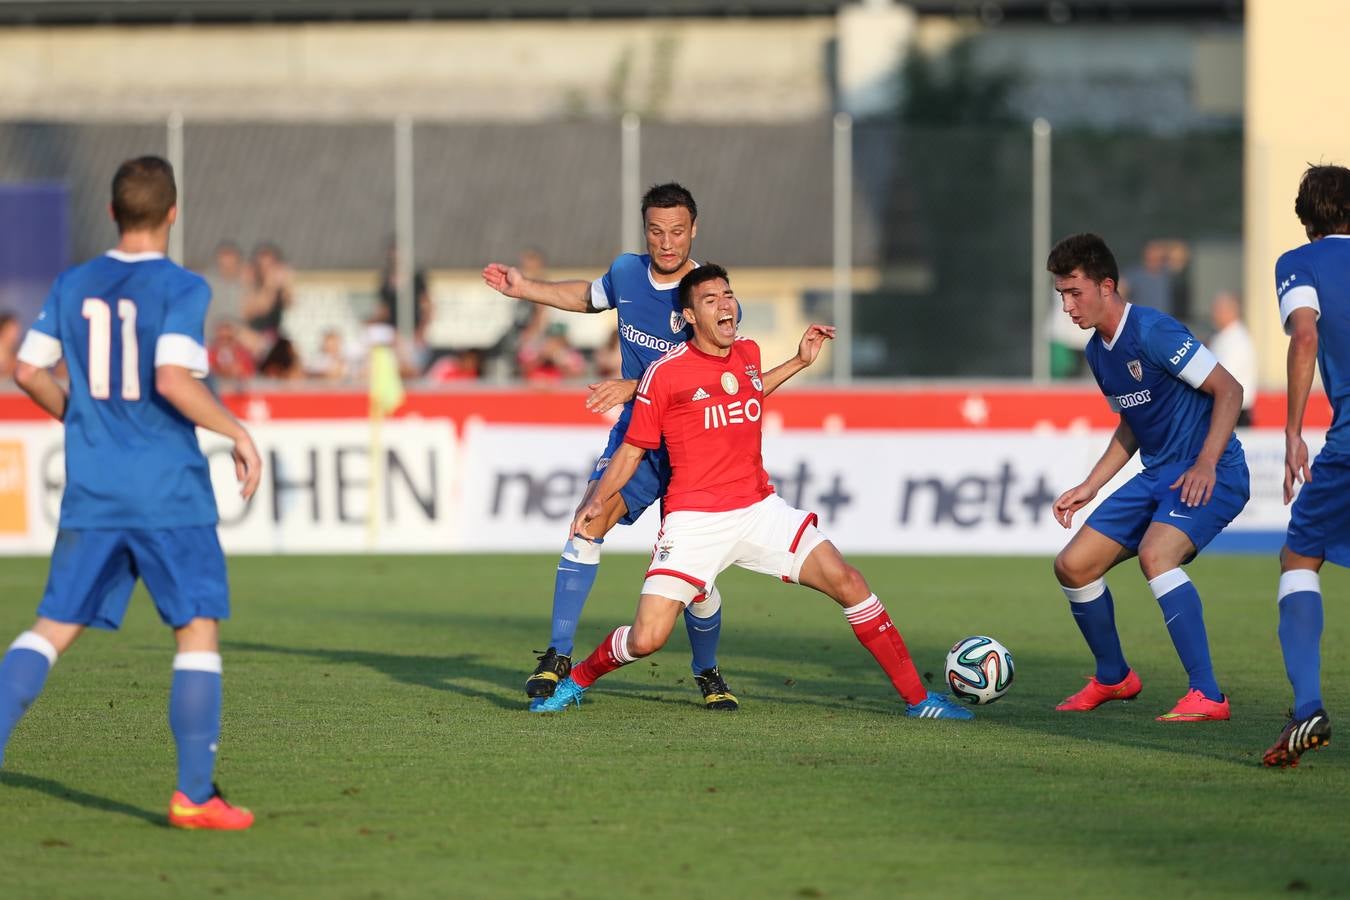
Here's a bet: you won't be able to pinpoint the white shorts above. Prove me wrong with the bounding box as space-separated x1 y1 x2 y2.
642 493 828 606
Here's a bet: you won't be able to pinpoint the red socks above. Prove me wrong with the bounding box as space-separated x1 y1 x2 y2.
570 626 636 688
844 595 928 706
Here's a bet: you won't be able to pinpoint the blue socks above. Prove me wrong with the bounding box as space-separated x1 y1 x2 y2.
1149 568 1222 702
0 632 57 766
169 653 223 804
1061 579 1129 685
550 537 603 657
1278 569 1324 720
684 586 724 674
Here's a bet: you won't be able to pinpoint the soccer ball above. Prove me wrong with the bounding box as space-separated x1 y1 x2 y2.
945 635 1015 705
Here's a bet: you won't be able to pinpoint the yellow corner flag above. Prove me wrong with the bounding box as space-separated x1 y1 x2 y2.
368 345 405 417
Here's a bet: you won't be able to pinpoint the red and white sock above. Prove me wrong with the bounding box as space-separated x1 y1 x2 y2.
571 626 637 688
844 595 928 706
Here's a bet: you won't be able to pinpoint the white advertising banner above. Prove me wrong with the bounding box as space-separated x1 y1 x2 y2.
0 420 1320 555
0 420 457 555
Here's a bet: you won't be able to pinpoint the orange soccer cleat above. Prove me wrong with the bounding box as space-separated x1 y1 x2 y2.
1156 689 1230 723
168 785 255 831
1055 669 1143 711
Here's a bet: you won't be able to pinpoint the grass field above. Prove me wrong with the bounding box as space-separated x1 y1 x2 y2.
0 553 1346 899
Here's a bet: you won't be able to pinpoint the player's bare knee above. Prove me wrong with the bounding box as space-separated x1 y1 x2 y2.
837 564 870 604
627 625 668 658
1053 551 1091 588
174 617 220 653
1135 545 1178 580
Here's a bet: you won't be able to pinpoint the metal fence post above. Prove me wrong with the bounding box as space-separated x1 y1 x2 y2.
1031 117 1052 382
832 112 853 384
621 112 641 255
167 111 184 264
395 114 415 347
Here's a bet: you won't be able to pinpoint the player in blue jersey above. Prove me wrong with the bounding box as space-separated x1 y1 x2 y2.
0 157 261 829
483 183 814 710
1262 165 1350 767
1045 233 1248 723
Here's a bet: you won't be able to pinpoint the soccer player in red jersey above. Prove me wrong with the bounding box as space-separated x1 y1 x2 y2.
529 264 972 719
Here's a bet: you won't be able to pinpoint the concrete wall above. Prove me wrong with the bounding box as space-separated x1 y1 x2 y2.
1245 0 1350 385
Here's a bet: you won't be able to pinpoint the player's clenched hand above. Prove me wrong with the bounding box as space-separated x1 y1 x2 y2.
796 324 837 366
586 379 637 414
233 432 263 500
570 498 606 542
1169 459 1216 508
481 262 525 298
1283 432 1312 505
1053 483 1096 529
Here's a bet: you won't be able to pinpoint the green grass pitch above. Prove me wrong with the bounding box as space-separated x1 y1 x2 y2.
0 553 1346 899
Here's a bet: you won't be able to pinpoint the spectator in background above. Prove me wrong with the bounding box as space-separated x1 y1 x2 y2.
1122 240 1190 322
593 327 621 379
503 247 550 376
208 319 257 385
1209 291 1257 427
244 242 292 342
258 337 304 381
204 241 258 348
376 240 432 349
0 312 20 380
520 322 586 385
427 349 484 383
306 329 350 382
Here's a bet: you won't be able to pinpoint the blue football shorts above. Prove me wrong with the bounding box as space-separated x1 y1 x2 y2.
589 418 671 526
1085 458 1250 554
37 526 230 630
1287 448 1350 567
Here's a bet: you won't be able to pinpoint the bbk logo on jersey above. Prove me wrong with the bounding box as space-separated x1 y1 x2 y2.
1169 338 1194 367
704 398 762 429
1126 359 1143 382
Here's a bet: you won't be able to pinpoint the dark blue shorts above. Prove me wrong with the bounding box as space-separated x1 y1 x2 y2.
37 527 230 630
1086 459 1250 554
589 420 671 526
1287 449 1350 567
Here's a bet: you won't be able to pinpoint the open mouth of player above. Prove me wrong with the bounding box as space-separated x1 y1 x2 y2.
716 313 736 337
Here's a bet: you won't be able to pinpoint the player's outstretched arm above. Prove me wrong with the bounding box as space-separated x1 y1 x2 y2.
1054 419 1139 528
761 324 836 397
571 442 644 541
1168 363 1243 507
480 263 596 313
156 365 262 499
1282 307 1319 504
13 362 68 421
585 378 639 414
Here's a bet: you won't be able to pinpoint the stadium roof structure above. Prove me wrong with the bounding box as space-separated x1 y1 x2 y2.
0 0 1241 25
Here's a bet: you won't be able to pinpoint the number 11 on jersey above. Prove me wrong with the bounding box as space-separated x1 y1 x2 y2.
82 297 140 401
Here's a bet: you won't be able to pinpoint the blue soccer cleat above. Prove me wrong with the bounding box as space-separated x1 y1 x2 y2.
905 691 975 720
528 676 587 713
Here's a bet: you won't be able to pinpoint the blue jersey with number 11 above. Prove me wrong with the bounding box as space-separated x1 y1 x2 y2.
20 250 218 529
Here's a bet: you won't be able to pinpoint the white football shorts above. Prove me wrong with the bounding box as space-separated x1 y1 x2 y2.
642 493 827 606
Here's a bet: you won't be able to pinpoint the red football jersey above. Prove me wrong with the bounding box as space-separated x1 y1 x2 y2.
624 337 773 513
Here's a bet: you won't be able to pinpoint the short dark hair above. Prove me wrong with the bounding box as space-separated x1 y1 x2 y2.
1295 165 1350 238
678 263 729 310
111 156 176 232
1046 233 1119 285
642 182 697 221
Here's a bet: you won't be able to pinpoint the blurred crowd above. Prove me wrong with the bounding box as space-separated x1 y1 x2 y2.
202 242 619 390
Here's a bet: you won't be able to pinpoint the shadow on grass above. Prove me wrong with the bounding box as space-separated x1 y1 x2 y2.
0 771 166 827
224 640 526 711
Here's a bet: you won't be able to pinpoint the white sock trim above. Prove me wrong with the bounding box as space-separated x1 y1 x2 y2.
1147 568 1190 599
844 594 883 624
611 626 637 664
562 536 603 565
9 631 58 667
688 584 722 618
173 651 222 674
1278 569 1321 602
1061 578 1106 604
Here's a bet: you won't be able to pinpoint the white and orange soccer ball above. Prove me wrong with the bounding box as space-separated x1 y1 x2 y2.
945 635 1015 705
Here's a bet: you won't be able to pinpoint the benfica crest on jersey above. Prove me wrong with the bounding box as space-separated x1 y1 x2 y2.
1127 359 1143 382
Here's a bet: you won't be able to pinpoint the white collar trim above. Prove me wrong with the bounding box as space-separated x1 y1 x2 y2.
1100 302 1132 351
648 258 697 291
107 250 165 262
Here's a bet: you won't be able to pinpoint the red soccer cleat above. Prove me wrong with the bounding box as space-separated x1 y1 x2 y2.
168 786 255 831
1055 669 1143 711
1156 689 1230 723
